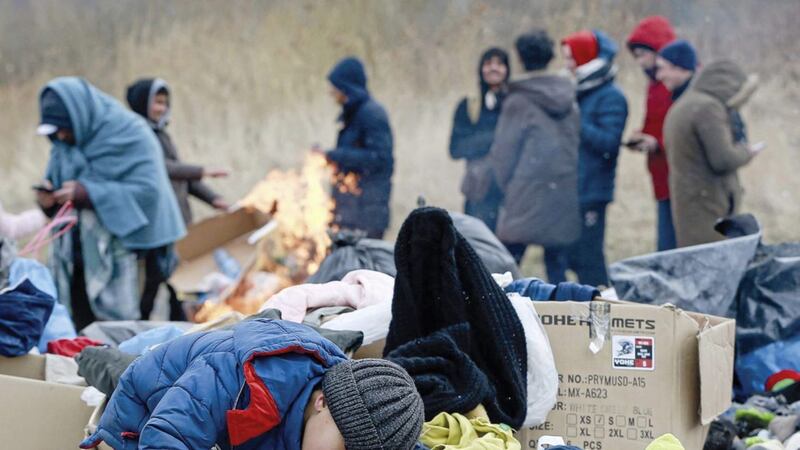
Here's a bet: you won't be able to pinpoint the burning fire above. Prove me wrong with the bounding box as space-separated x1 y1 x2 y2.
195 151 364 322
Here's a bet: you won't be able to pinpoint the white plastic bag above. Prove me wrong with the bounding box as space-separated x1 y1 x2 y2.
508 293 559 427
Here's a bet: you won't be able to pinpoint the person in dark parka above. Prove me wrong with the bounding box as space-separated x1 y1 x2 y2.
325 57 394 239
126 78 230 321
487 30 582 272
449 47 511 231
555 29 629 287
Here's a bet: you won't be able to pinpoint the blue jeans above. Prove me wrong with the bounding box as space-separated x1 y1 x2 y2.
657 199 677 251
546 202 609 287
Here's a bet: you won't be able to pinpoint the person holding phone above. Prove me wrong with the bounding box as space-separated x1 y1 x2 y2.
664 60 764 247
35 77 185 330
625 16 678 251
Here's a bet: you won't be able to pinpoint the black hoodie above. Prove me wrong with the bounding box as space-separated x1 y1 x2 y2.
126 78 220 225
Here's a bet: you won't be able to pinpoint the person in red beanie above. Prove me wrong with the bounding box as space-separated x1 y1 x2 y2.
625 16 677 251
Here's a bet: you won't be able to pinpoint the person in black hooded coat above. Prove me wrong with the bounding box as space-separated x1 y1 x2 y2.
449 47 510 232
126 78 229 320
324 57 394 239
126 78 229 227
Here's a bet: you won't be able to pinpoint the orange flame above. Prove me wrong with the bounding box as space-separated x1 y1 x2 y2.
194 152 338 322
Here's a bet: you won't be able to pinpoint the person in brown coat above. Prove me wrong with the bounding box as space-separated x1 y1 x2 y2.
663 60 763 247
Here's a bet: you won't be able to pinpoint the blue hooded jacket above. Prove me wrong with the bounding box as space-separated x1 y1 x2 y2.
42 77 186 250
80 319 347 450
574 31 629 204
327 57 394 235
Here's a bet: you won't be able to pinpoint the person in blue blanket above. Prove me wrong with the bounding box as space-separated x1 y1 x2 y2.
322 57 394 240
80 318 424 450
35 77 186 330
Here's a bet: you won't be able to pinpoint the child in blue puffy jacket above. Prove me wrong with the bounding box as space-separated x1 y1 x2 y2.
80 318 423 450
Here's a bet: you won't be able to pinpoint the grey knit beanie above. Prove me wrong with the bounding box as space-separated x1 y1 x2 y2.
322 359 424 450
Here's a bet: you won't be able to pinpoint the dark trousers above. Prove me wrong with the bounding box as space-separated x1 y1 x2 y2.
657 199 677 251
140 248 185 321
546 202 609 287
464 182 503 232
70 227 96 332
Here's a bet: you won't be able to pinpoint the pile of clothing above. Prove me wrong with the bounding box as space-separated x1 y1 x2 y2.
704 370 800 450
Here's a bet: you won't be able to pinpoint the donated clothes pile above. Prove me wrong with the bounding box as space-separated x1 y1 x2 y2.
2 209 798 450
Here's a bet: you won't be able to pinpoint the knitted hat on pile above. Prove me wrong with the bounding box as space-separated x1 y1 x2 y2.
322 358 424 450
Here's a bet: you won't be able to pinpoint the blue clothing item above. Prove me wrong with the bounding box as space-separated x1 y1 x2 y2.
736 335 800 399
505 277 599 301
0 279 55 356
8 258 77 352
576 32 628 205
671 76 692 101
42 77 185 250
658 39 697 71
327 57 393 235
328 56 369 113
657 199 677 251
81 319 346 450
548 202 609 286
117 324 185 355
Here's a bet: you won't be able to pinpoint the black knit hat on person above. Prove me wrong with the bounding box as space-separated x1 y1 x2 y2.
383 207 528 428
322 358 424 450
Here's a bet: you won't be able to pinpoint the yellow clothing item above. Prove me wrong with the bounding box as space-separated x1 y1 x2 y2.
465 405 490 421
645 433 686 450
421 412 521 450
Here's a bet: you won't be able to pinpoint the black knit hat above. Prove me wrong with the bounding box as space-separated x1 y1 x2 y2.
322 359 424 450
384 207 528 428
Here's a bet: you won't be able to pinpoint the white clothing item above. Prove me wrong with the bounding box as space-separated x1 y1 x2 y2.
0 202 47 240
508 293 559 427
45 353 87 386
260 270 393 323
321 300 392 346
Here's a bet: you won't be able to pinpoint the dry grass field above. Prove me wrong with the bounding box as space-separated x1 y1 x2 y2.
1 0 798 277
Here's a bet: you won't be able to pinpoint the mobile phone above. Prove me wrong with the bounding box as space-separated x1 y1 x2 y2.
32 184 54 193
623 138 643 148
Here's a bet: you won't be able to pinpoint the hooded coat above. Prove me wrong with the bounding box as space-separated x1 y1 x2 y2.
627 16 677 201
327 57 394 236
664 60 758 247
449 48 510 230
488 73 581 246
573 30 629 205
126 78 221 225
80 318 346 450
42 77 186 250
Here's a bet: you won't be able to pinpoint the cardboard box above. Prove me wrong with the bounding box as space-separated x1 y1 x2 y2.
0 354 100 450
171 208 268 295
517 300 735 450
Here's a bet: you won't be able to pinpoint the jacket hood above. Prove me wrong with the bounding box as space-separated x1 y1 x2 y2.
693 60 757 107
328 57 370 113
574 30 619 94
510 74 576 118
627 16 676 52
594 29 619 61
126 78 170 130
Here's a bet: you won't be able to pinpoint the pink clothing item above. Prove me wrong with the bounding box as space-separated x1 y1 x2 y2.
259 270 394 323
0 202 47 240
